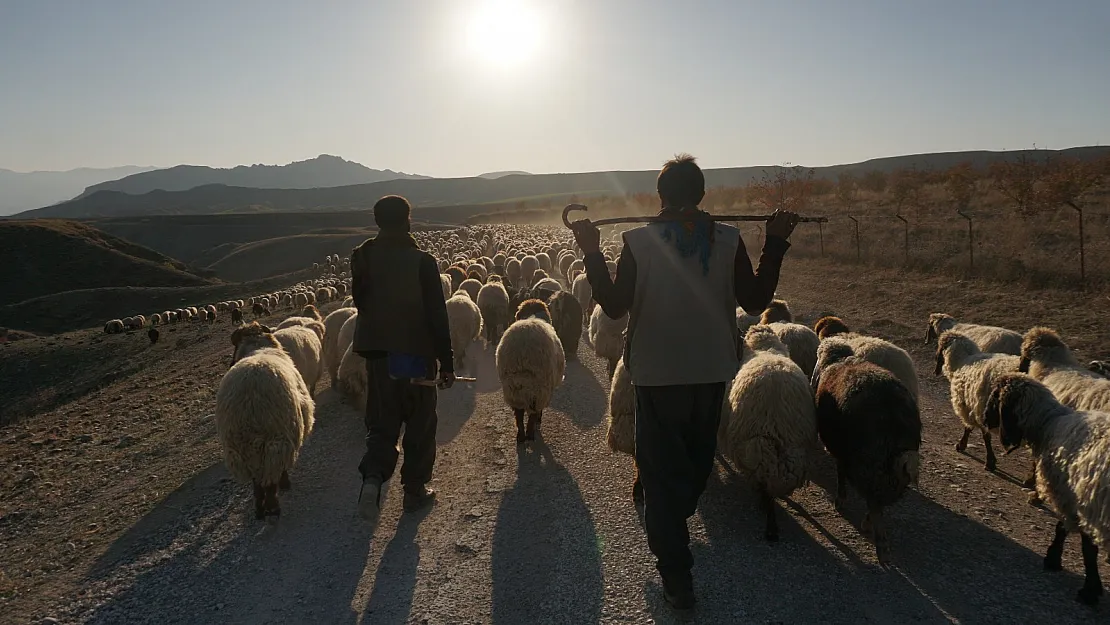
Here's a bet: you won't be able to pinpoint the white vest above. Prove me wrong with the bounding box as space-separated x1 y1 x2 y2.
622 223 740 386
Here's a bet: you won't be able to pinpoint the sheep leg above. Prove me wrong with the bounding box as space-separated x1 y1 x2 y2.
834 460 848 509
607 358 617 380
525 412 538 441
279 470 292 491
867 503 890 565
1023 458 1037 489
1044 520 1067 571
981 430 997 472
262 484 281 518
514 409 526 444
252 481 266 520
762 488 780 542
955 427 972 452
1078 532 1104 605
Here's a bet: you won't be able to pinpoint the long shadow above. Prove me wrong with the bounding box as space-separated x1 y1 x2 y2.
491 440 604 624
549 359 607 429
362 506 432 625
437 382 477 444
81 395 373 624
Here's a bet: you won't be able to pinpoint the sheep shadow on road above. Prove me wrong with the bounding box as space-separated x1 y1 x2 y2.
490 441 604 624
549 358 607 430
81 391 373 625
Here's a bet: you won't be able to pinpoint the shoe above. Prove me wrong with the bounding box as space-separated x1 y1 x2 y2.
662 575 696 611
358 477 383 527
403 486 436 512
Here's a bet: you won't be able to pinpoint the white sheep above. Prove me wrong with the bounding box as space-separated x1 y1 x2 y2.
217 323 315 520
446 291 483 371
322 307 357 387
476 281 510 344
589 305 627 379
571 273 593 315
273 325 323 397
440 274 452 300
520 255 539 285
926 313 1022 355
496 299 565 443
1020 327 1110 413
458 278 483 302
986 373 1109 605
276 316 326 342
104 319 124 334
934 331 1021 472
720 326 817 541
813 316 919 400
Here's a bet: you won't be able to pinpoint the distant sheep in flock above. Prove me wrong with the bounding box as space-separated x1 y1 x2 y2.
813 316 919 401
252 302 270 318
571 273 593 316
446 291 483 371
147 327 159 345
985 373 1109 605
934 331 1021 473
536 252 552 274
496 299 565 443
547 290 583 359
440 274 453 300
466 263 488 282
520 256 539 286
719 326 817 542
322 307 357 386
757 300 820 377
813 341 922 565
294 293 308 310
589 305 628 379
275 316 326 342
925 312 1022 355
231 309 244 325
273 325 323 397
445 266 466 292
1019 327 1110 414
476 280 510 344
217 323 315 520
301 304 322 322
104 319 124 334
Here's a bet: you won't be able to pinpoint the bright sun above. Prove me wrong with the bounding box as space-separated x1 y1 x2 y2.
465 1 544 69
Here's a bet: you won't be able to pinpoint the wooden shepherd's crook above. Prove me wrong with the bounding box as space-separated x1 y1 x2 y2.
561 204 829 228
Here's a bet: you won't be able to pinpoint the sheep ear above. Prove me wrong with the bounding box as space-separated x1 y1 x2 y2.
933 349 945 377
230 328 242 347
259 325 273 334
1018 357 1030 373
925 324 935 344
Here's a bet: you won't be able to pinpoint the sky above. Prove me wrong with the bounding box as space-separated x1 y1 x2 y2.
1 0 1108 176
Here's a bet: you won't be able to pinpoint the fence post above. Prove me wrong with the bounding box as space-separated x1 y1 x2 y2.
847 215 860 262
895 215 909 265
1067 202 1085 286
957 210 973 273
818 221 825 257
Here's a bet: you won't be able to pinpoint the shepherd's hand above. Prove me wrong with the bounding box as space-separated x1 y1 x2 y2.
767 210 800 240
570 217 601 255
437 371 456 389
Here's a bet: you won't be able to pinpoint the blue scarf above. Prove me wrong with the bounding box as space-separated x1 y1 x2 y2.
659 207 715 276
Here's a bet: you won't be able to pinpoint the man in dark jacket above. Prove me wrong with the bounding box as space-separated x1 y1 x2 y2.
351 195 455 529
570 155 798 611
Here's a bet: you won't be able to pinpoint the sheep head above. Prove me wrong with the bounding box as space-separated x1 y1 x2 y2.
744 325 788 356
926 313 956 344
515 298 552 324
230 322 279 364
814 316 850 339
302 304 321 321
984 373 1050 452
935 331 978 377
760 299 793 325
1020 327 1075 372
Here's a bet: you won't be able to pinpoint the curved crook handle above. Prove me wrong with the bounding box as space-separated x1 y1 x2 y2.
562 204 588 228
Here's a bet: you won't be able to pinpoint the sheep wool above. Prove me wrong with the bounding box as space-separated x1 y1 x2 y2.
812 317 919 400
605 357 635 455
217 323 315 519
927 313 1022 355
322 307 357 386
476 281 510 344
273 325 324 397
589 305 628 379
571 273 593 315
276 316 326 342
547 290 583 359
496 313 566 443
763 322 820 377
446 292 483 371
459 278 483 302
1020 326 1110 414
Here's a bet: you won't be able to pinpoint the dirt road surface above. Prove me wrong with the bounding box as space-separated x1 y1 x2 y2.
2 258 1107 624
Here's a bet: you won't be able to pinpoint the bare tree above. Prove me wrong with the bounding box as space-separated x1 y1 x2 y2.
990 153 1045 217
751 164 817 213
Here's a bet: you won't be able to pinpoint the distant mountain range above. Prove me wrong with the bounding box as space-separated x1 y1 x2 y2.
13 147 1110 220
0 165 158 216
77 154 427 197
478 171 532 179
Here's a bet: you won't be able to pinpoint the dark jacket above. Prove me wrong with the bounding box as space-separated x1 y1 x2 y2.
351 231 454 374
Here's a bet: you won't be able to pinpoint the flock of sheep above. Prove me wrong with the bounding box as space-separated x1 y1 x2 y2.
96 225 1109 607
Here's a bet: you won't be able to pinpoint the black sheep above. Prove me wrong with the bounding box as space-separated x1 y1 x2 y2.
148 327 159 345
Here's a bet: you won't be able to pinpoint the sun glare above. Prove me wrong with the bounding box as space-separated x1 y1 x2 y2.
464 1 544 69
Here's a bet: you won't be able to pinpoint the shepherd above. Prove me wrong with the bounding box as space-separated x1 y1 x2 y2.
570 154 798 611
351 195 456 530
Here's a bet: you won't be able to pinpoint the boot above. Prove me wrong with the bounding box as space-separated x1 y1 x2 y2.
403 485 436 512
358 476 384 529
661 571 696 611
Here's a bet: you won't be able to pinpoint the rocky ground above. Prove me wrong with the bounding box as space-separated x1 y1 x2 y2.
2 257 1109 625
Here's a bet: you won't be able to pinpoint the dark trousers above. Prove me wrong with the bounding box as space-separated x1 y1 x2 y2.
358 357 438 491
634 382 726 582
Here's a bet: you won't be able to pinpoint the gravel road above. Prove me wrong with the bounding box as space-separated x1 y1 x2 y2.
5 272 1108 624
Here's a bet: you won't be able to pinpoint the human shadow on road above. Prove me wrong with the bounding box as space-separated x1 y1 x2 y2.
361 506 432 625
82 394 373 625
549 359 606 429
490 441 604 624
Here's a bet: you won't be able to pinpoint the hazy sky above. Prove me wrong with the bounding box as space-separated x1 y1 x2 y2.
2 0 1107 176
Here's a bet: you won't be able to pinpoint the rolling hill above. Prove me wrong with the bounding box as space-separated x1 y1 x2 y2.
0 165 157 216
76 154 428 198
0 220 212 305
19 147 1110 220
